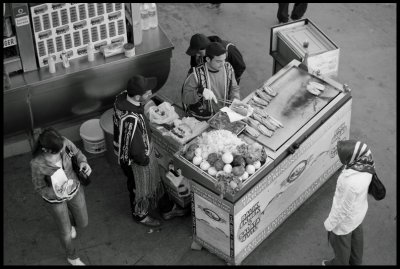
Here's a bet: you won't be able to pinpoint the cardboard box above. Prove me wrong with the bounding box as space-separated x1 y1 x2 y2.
160 168 191 208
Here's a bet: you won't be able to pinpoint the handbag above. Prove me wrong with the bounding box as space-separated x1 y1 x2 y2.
65 146 91 186
368 172 386 200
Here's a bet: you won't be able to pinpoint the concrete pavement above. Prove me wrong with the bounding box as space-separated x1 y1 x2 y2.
3 3 396 265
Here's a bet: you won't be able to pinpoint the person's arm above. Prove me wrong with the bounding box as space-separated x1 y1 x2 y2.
227 64 241 100
31 160 59 200
64 138 87 165
182 71 204 105
129 118 150 166
113 106 120 155
227 46 246 80
324 184 357 231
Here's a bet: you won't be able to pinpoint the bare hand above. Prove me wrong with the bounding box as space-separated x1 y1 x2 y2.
79 162 92 176
203 88 218 104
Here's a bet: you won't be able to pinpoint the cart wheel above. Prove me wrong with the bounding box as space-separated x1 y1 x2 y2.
190 240 203 251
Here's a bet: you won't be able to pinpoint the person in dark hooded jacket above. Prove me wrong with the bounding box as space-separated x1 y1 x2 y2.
113 75 189 227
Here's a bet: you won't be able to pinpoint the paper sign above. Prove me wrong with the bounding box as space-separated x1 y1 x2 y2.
3 36 17 48
51 168 69 198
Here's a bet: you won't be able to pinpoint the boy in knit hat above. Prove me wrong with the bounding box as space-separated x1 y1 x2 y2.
182 42 240 121
186 33 246 84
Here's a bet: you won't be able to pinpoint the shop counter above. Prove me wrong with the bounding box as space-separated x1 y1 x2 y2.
4 26 173 138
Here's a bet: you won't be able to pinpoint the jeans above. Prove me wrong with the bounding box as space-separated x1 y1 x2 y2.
45 186 88 259
277 3 308 23
326 224 364 265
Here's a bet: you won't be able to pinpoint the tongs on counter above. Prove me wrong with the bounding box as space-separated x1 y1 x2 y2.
217 98 233 106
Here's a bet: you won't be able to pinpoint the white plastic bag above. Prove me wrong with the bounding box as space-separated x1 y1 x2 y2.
149 102 179 125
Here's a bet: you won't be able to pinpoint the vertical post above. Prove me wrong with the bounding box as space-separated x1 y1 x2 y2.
12 3 37 72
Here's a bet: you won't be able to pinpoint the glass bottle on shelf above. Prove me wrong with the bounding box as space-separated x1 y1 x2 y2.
140 3 150 31
48 54 56 73
148 3 158 29
87 42 95 62
60 50 70 68
130 3 143 45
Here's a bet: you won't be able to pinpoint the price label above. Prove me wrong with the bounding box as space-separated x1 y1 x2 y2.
15 15 30 27
3 36 18 48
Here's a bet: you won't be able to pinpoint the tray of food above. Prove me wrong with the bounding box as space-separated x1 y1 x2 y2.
208 111 247 136
179 129 269 197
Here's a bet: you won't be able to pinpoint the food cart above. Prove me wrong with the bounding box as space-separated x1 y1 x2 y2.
173 59 352 265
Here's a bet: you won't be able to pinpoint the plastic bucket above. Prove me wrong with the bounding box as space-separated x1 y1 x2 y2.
79 119 106 154
100 108 119 165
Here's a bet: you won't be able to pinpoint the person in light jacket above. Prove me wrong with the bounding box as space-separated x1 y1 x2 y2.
30 128 92 266
322 140 374 265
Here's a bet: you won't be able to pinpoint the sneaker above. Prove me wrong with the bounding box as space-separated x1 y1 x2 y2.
138 215 161 227
71 226 77 239
162 204 190 220
67 257 85 266
322 260 329 266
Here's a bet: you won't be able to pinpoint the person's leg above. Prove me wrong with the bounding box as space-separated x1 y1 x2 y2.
46 201 78 260
325 231 352 265
159 182 190 220
277 3 290 23
67 186 88 228
291 3 308 20
120 162 137 215
158 191 175 214
349 224 364 265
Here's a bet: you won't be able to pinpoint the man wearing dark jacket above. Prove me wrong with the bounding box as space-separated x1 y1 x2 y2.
113 75 188 227
186 33 246 84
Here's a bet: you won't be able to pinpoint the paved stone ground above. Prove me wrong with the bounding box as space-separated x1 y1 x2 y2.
3 3 396 265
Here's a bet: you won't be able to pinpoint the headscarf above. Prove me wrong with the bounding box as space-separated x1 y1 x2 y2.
337 139 375 174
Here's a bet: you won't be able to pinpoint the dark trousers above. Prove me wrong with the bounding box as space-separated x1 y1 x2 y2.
277 3 308 23
120 163 174 218
326 224 364 265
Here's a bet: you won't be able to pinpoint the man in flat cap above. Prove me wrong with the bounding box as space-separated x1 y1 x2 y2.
113 75 188 227
182 42 241 121
186 33 246 84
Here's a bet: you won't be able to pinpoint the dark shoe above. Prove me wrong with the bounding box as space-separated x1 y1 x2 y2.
162 205 190 220
207 3 221 9
138 215 161 227
290 15 302 21
67 257 85 266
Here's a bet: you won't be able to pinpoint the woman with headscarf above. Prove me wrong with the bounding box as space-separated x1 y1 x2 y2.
322 140 375 266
